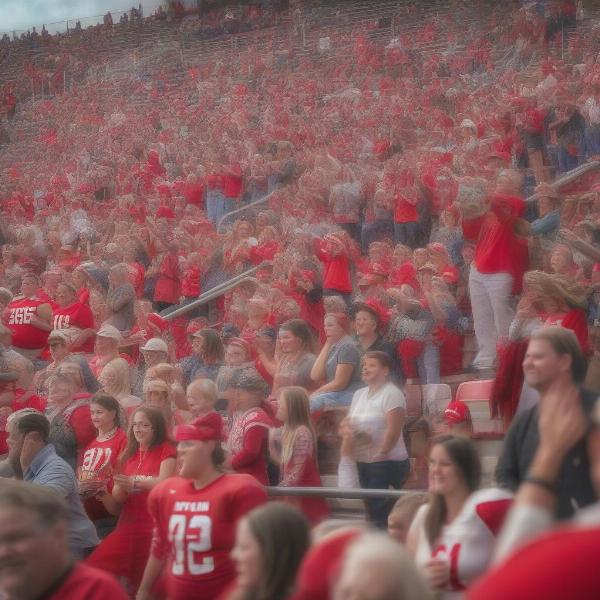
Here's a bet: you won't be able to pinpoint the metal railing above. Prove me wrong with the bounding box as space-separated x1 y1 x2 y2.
526 160 600 203
216 190 277 233
266 486 421 500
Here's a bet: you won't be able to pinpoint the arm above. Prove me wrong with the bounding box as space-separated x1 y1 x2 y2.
374 407 405 460
107 285 135 312
230 426 268 470
313 362 355 394
136 555 165 600
133 457 177 491
560 228 600 262
30 303 53 331
495 416 523 491
310 340 332 383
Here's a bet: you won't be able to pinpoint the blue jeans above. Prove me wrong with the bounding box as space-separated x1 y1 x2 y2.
206 190 225 225
417 343 440 384
394 221 421 249
310 388 357 412
357 459 410 528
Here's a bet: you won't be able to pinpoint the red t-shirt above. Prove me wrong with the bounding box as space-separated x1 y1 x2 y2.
317 245 352 293
53 301 95 353
394 193 418 223
79 429 128 521
46 563 128 600
223 164 243 199
184 181 204 207
468 525 600 600
149 474 267 600
5 296 51 349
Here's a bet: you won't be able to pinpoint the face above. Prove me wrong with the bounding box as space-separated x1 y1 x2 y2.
186 392 214 417
523 338 569 390
90 403 117 431
54 285 75 308
461 245 475 264
6 422 24 468
388 508 414 545
275 396 289 422
225 345 248 367
20 277 37 298
231 519 262 590
142 350 164 367
191 336 205 355
131 412 154 446
145 391 168 411
49 340 68 362
71 269 86 288
354 310 377 337
177 439 213 478
47 382 73 408
550 248 569 273
428 443 466 497
361 357 389 385
0 508 67 599
413 249 428 268
0 382 16 408
324 316 345 341
95 336 116 355
278 329 302 354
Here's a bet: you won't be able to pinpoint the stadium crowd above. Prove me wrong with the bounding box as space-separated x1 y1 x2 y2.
1 0 600 598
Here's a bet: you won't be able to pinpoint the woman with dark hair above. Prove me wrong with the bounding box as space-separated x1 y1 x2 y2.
180 328 225 385
86 406 176 595
269 319 317 394
224 502 310 600
78 393 127 532
136 412 267 600
310 312 363 411
407 435 512 599
345 351 409 529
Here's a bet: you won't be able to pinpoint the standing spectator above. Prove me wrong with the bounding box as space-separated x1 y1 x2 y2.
5 411 99 558
346 351 409 528
407 435 512 598
225 368 273 485
104 264 136 333
464 172 527 370
271 386 329 524
0 481 127 599
496 326 596 518
152 243 181 312
137 412 267 600
179 328 225 385
87 407 176 594
46 373 96 470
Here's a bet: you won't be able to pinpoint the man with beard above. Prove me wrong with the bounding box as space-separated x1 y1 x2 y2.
3 410 98 558
0 481 127 600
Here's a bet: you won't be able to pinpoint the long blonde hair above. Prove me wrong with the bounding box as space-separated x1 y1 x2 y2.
280 386 317 466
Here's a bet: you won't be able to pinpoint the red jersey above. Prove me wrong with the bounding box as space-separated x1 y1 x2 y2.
53 301 95 353
316 245 353 293
46 563 128 600
149 474 267 600
79 429 127 521
5 296 51 349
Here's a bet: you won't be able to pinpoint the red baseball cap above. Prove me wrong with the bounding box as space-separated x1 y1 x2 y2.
175 412 223 442
444 400 471 424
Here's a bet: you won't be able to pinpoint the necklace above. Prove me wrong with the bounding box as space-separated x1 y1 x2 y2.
97 426 118 442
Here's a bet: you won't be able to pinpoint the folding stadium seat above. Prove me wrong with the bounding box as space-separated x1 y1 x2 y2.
454 379 502 435
403 383 423 418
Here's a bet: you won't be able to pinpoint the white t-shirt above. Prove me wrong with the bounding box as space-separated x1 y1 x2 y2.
348 382 408 462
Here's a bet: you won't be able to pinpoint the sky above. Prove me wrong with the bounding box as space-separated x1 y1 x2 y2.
0 0 164 33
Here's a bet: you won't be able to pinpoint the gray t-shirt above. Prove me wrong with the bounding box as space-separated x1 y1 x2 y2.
325 336 362 391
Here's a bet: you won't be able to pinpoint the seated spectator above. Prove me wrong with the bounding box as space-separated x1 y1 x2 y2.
52 282 96 353
133 337 170 396
98 356 141 410
145 361 186 410
185 377 217 418
179 327 225 385
270 386 329 525
0 481 127 599
345 351 409 528
143 378 189 432
310 313 363 411
89 324 125 378
215 337 256 407
5 410 99 558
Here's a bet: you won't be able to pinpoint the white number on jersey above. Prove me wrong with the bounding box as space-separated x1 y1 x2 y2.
81 447 112 472
8 307 35 325
168 514 215 576
54 314 71 329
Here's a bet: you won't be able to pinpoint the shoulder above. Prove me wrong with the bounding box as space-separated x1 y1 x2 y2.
458 488 514 537
221 473 267 497
57 563 129 599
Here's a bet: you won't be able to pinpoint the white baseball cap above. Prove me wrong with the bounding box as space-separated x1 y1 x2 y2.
140 338 168 353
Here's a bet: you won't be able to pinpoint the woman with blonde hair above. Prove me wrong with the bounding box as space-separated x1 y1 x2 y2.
270 386 329 524
98 357 141 410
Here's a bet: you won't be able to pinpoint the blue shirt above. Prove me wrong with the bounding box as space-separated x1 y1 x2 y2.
24 443 99 552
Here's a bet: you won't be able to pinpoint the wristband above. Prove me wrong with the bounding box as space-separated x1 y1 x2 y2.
523 475 557 494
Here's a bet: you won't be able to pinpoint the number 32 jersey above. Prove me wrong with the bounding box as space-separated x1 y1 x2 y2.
148 473 267 600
